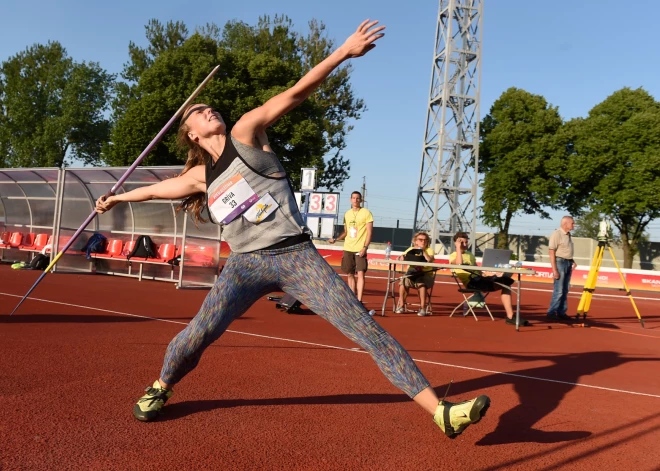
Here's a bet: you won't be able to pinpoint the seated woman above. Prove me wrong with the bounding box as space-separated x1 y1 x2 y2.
449 231 529 326
394 232 435 317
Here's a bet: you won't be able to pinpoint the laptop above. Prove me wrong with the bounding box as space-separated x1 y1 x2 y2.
481 248 513 273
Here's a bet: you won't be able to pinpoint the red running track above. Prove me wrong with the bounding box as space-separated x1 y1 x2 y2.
1 264 659 470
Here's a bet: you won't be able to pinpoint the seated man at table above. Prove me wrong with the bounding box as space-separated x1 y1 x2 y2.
449 232 529 326
394 231 435 317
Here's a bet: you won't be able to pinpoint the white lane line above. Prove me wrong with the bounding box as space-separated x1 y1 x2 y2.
1 292 186 326
2 291 659 399
410 358 660 398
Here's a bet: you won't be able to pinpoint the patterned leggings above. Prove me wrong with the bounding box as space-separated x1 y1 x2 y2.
160 241 430 398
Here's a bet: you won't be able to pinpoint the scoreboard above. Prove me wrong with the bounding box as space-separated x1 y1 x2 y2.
295 168 339 239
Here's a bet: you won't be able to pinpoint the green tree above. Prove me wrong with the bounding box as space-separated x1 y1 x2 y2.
112 19 189 120
0 41 114 167
105 16 363 190
564 87 660 268
479 87 564 248
104 23 218 167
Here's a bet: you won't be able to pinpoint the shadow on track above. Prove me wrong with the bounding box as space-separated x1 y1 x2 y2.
154 350 658 448
432 350 658 445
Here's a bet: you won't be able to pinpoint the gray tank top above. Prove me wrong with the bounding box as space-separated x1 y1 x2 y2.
205 134 311 253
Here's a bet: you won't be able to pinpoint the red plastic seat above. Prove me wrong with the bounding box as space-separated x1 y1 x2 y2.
55 235 85 254
123 240 136 257
33 233 50 250
19 233 36 248
0 231 11 248
42 236 53 253
157 243 176 262
124 240 135 255
107 240 124 257
94 239 124 259
9 232 23 247
58 236 71 249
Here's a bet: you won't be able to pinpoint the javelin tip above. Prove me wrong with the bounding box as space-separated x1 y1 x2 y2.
10 270 49 316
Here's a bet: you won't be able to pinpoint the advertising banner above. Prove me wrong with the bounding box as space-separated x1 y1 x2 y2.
314 245 656 293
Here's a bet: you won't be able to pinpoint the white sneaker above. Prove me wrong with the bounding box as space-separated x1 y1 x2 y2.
417 309 428 317
368 309 376 316
394 306 405 314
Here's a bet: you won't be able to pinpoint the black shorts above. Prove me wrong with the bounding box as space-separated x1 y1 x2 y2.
402 272 434 290
341 251 368 274
467 275 514 292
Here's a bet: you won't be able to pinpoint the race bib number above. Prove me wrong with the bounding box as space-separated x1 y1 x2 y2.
208 174 259 224
243 192 279 224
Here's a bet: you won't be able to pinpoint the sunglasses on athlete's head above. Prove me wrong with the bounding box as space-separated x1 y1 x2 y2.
180 105 213 125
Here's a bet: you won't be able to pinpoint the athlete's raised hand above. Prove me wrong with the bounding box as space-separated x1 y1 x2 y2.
340 20 386 58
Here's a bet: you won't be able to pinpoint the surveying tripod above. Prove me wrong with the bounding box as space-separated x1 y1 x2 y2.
576 220 645 327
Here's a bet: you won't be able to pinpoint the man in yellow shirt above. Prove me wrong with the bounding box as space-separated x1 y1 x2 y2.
449 232 529 326
329 191 373 305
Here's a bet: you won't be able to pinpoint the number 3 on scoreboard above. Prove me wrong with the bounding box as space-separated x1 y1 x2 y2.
309 193 322 212
323 194 338 215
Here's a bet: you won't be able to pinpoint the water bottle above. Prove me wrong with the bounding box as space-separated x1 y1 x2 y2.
385 242 392 260
514 261 523 268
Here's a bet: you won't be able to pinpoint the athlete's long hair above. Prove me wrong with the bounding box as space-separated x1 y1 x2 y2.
175 104 211 224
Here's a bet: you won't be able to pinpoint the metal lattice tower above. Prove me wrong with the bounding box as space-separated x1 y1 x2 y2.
413 0 483 252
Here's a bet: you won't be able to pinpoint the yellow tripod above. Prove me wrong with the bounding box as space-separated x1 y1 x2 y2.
576 239 644 327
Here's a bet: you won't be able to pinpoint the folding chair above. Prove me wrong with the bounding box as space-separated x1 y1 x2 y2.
397 268 438 315
449 271 494 321
425 279 435 315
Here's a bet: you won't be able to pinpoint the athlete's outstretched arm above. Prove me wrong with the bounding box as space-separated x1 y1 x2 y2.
95 165 206 213
232 19 385 144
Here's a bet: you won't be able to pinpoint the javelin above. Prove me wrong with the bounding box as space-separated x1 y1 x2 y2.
10 65 220 316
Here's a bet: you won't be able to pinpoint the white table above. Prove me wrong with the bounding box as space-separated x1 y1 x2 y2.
378 260 536 331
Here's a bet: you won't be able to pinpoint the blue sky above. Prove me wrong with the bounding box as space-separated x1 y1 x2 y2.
3 0 660 238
